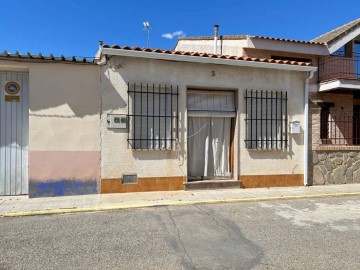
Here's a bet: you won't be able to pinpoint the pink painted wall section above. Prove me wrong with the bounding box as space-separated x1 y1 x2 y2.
29 151 100 181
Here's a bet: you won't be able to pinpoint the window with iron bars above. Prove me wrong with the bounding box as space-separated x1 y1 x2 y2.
245 90 288 150
127 83 179 150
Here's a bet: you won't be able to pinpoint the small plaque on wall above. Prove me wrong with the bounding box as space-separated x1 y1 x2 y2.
5 95 20 102
5 81 20 95
4 81 21 102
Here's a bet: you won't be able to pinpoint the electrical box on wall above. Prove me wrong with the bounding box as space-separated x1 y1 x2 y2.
290 121 301 134
107 114 127 129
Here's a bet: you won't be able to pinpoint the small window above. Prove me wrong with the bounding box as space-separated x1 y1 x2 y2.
320 107 330 140
318 102 334 143
332 45 346 57
127 83 179 150
245 90 288 150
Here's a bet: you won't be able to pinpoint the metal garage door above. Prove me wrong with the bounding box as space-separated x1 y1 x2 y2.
0 72 29 195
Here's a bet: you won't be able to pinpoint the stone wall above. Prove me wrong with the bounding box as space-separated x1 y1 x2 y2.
310 151 360 185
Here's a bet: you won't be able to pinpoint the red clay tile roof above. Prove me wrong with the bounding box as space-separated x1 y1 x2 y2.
101 45 313 67
0 50 96 64
311 18 360 44
178 35 248 40
178 35 324 45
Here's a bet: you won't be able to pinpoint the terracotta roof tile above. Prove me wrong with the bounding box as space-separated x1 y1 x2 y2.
0 50 95 64
101 44 313 67
178 35 324 45
178 35 248 41
311 18 360 44
252 36 324 45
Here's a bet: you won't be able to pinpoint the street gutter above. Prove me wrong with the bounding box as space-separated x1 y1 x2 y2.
2 191 360 218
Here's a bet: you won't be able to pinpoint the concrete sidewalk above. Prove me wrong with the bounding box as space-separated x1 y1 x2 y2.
1 184 360 217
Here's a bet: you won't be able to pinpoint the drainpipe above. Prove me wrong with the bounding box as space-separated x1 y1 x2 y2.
304 70 315 186
214 25 219 54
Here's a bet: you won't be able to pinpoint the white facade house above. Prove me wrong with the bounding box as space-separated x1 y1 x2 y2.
98 46 316 192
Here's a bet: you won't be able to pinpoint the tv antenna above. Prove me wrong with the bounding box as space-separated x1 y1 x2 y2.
143 22 151 48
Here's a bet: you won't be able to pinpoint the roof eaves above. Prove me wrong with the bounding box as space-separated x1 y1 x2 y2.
251 35 325 45
177 35 325 45
177 35 248 41
101 45 316 71
311 18 360 44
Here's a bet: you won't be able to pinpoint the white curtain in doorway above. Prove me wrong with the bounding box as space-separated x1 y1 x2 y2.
188 117 231 178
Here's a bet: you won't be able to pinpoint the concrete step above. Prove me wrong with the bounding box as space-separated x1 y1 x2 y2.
184 180 241 190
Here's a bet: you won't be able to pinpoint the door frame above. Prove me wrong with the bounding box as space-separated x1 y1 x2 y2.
0 71 29 195
185 88 237 182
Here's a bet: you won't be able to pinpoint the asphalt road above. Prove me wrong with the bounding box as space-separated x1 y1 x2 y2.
0 196 359 270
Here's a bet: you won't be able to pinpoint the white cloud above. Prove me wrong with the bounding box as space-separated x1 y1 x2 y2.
162 30 186 39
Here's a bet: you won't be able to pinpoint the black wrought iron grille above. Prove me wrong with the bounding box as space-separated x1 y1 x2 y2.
320 111 360 145
127 83 179 150
245 90 288 150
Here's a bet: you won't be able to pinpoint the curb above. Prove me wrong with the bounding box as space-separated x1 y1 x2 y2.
1 191 360 217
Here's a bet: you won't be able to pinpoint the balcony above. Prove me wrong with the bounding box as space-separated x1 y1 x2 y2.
318 53 360 92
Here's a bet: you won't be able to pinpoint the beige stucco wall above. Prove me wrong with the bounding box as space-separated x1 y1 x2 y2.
0 59 101 196
175 39 248 56
0 60 100 152
28 63 100 151
101 56 307 180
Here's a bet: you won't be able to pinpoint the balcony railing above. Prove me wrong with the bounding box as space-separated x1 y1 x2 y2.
319 53 360 82
320 112 360 145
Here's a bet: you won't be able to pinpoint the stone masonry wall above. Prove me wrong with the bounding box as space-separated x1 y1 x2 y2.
311 151 360 185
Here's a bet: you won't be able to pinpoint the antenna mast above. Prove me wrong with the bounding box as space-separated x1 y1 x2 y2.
143 22 151 48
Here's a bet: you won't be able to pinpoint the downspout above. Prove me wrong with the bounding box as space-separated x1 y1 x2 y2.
304 70 315 186
214 25 219 54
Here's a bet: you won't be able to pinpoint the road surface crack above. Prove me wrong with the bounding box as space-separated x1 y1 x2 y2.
166 206 195 270
193 204 236 241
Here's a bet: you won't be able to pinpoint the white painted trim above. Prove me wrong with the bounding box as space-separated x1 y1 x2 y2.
101 48 318 72
319 79 360 92
247 38 329 56
304 71 315 186
328 27 360 53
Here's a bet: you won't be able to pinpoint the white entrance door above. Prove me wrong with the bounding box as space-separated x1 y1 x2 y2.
0 72 29 195
187 90 235 180
188 117 231 179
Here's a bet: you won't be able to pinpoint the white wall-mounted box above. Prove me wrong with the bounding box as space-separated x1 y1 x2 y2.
290 121 301 134
107 114 127 129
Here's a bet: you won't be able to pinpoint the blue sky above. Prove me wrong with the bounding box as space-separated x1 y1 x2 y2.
0 0 359 58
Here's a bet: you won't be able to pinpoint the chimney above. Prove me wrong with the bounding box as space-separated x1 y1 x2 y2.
214 25 219 54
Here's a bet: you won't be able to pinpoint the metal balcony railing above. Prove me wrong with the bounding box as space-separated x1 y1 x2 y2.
318 53 360 82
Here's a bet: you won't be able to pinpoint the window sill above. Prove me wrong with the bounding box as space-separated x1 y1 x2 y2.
131 148 174 151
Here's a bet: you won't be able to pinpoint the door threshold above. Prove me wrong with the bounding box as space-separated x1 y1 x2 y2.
187 178 233 182
184 179 240 190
